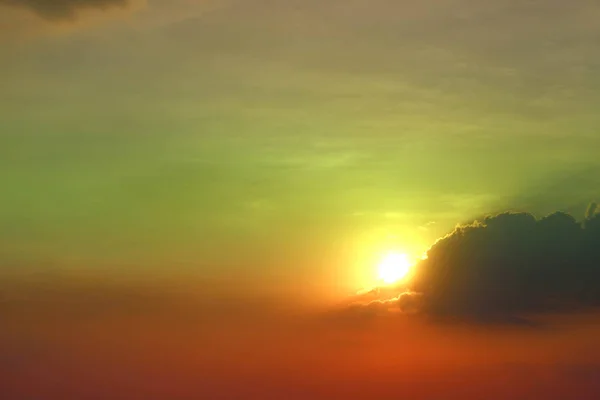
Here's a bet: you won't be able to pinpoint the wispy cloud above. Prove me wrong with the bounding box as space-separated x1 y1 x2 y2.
0 0 138 20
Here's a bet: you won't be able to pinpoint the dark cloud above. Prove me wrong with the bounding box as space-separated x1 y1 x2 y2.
408 204 600 319
348 291 423 317
0 0 131 20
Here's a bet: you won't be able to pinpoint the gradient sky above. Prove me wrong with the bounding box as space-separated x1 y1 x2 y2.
4 2 600 399
2 0 600 296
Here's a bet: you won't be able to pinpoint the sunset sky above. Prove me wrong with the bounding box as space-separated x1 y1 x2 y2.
2 1 600 398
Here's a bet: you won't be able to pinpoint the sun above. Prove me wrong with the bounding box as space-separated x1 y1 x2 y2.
377 252 411 284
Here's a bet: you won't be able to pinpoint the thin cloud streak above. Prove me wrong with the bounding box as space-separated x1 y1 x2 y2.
0 0 133 20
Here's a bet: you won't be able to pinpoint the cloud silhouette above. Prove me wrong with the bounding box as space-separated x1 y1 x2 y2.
0 0 132 20
347 291 423 316
407 204 600 319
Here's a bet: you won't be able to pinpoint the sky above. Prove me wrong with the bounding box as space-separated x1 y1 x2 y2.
2 0 600 289
1 1 600 398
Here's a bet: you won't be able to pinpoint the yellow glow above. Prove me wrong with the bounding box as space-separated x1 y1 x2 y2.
377 252 411 284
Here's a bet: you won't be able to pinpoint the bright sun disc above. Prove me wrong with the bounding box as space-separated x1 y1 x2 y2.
378 252 411 284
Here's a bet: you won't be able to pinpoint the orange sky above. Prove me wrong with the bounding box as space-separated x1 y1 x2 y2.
3 275 600 399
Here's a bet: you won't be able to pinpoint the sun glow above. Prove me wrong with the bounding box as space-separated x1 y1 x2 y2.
377 252 411 284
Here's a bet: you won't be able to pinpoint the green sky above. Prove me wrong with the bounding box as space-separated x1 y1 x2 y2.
1 0 599 292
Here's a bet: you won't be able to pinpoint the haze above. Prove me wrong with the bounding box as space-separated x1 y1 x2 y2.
1 0 600 398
